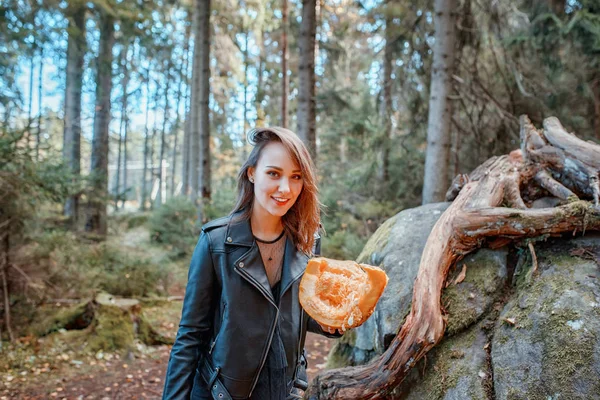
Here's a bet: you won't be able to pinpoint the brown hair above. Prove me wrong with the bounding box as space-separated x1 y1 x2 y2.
231 127 321 254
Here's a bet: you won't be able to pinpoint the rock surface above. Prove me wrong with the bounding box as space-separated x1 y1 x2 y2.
325 203 600 400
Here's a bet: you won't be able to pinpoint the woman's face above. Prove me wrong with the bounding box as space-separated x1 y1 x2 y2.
248 142 304 219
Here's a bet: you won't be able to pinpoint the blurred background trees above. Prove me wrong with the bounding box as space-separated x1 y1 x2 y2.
1 0 599 340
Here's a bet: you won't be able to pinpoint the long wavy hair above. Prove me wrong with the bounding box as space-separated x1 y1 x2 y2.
231 127 321 254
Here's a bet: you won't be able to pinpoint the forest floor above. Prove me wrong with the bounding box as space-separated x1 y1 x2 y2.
0 225 336 399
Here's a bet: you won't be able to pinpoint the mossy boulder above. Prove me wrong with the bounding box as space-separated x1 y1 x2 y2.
328 202 508 367
392 320 491 400
492 236 600 400
325 203 600 400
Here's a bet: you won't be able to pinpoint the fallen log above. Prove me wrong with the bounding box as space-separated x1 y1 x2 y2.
305 116 600 399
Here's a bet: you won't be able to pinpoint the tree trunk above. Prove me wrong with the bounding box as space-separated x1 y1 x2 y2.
242 25 249 161
27 46 35 148
199 0 212 205
140 69 151 211
422 0 458 204
37 45 43 160
297 0 317 159
189 0 212 213
86 13 115 237
171 35 189 198
305 115 600 399
1 228 14 342
592 75 600 142
281 0 289 128
156 55 173 207
381 0 394 184
149 80 160 211
63 5 86 226
181 26 192 198
114 47 126 211
121 45 135 210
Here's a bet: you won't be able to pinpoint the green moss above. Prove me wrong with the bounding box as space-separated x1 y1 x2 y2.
443 250 506 335
137 313 174 345
356 216 395 264
33 301 94 337
86 306 135 352
540 309 600 396
443 285 480 336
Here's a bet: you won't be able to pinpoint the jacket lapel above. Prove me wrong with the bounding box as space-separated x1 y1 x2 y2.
280 237 309 297
226 212 309 305
227 213 275 304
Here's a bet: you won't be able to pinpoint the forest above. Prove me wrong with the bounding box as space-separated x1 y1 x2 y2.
1 0 599 398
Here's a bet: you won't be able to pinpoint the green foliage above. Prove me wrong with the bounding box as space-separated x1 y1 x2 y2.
22 230 170 299
149 196 198 256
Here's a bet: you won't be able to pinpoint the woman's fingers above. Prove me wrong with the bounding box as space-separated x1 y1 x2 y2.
319 323 347 335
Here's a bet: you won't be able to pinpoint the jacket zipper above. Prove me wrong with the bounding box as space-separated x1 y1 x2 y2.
235 267 279 397
296 309 305 368
209 301 227 354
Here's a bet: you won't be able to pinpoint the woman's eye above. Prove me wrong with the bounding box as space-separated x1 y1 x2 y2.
268 171 279 177
292 175 302 180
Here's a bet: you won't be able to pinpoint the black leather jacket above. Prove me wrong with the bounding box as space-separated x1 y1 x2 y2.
162 213 340 399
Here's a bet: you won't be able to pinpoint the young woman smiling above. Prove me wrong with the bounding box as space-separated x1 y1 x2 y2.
162 127 345 400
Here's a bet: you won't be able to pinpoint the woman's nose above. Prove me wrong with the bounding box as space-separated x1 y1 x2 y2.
279 178 291 193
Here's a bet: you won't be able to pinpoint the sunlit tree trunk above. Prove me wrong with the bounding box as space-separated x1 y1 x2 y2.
298 0 317 159
114 46 127 211
381 0 394 184
149 80 160 211
281 0 289 128
86 13 115 237
27 45 35 147
36 46 43 160
156 54 173 207
140 69 151 211
422 0 457 204
171 39 188 198
63 5 86 226
122 45 136 210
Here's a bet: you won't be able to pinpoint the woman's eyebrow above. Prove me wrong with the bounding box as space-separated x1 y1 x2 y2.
265 165 302 173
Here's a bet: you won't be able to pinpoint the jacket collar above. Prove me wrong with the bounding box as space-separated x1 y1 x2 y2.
227 213 309 304
224 212 254 247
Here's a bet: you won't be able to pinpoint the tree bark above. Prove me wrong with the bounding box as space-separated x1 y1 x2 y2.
156 54 173 207
140 69 151 211
86 13 115 237
199 0 212 205
171 36 189 198
304 115 600 399
297 0 317 159
114 46 128 211
63 5 85 225
381 0 394 184
422 0 458 204
190 0 212 214
281 0 289 128
27 45 35 148
37 45 43 161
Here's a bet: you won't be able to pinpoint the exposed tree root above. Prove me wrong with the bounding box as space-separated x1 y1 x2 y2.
304 116 600 399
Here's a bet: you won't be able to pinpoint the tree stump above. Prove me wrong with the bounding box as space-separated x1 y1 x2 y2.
36 292 173 352
305 116 600 399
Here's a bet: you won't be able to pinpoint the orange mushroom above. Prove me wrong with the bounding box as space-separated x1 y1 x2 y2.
299 257 388 331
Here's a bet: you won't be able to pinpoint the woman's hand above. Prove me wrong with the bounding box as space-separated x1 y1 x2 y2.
318 323 346 335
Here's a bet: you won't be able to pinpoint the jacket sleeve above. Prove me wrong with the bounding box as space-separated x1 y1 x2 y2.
307 230 343 338
163 230 216 399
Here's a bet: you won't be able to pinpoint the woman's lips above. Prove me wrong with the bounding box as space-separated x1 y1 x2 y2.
272 196 290 206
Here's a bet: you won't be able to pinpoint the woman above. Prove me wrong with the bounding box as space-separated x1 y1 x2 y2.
162 127 344 400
